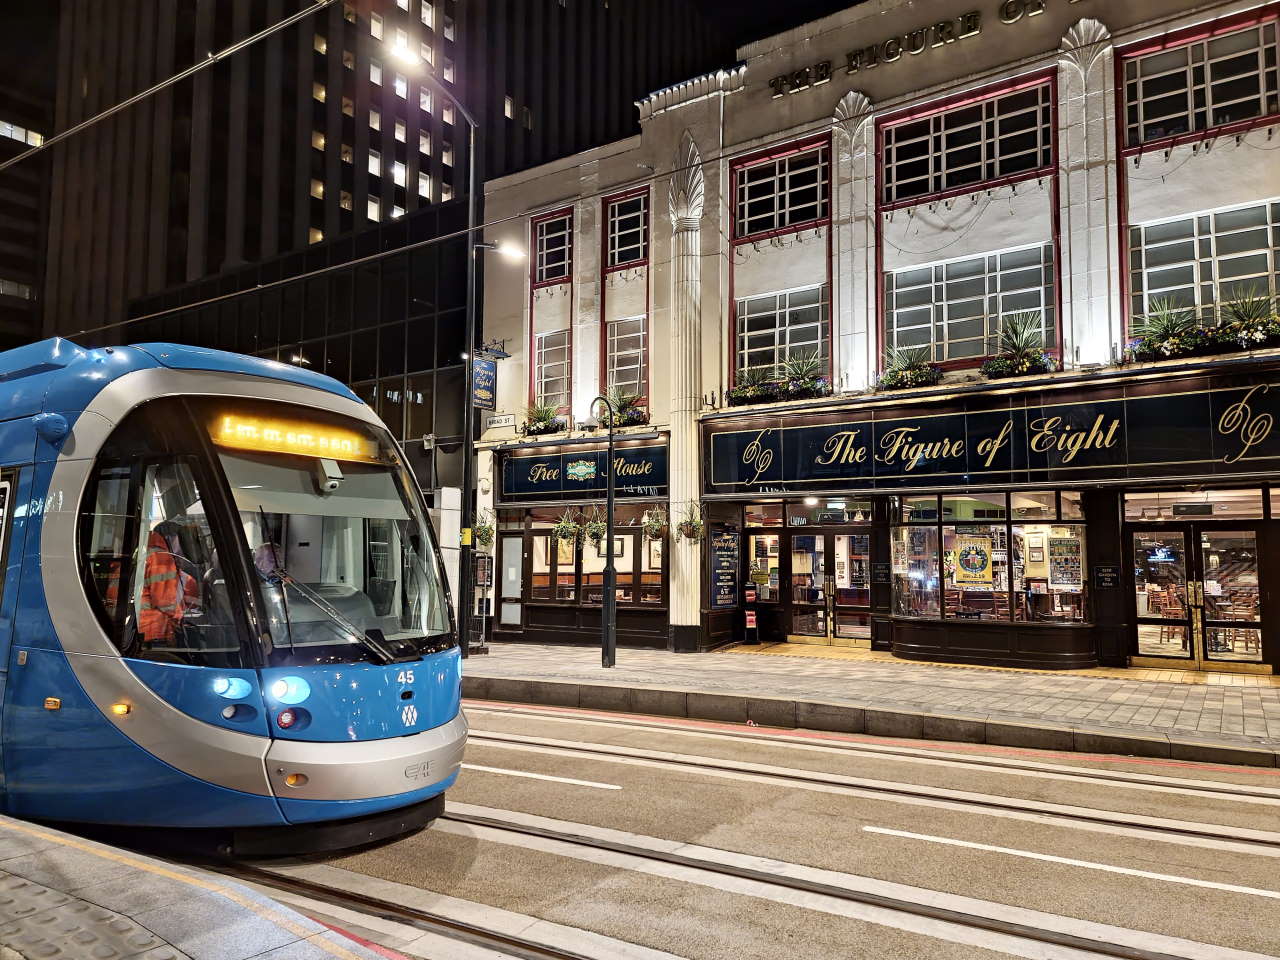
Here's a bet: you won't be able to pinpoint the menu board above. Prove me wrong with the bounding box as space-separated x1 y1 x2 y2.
709 530 740 609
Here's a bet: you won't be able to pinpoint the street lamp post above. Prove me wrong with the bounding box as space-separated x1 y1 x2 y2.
591 394 618 668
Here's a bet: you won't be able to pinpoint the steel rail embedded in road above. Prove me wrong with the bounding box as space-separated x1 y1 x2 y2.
210 861 592 960
466 730 1280 850
440 808 1202 960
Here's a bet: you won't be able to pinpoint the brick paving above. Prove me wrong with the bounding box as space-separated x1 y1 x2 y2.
466 643 1280 747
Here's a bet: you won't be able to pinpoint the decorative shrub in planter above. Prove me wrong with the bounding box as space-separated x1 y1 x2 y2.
473 508 495 551
1213 292 1280 352
1126 298 1221 362
980 311 1057 380
725 366 783 406
725 352 833 406
641 506 667 541
876 347 942 390
522 400 566 436
597 388 651 427
675 502 704 542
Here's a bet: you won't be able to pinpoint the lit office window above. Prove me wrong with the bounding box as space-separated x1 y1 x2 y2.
394 74 408 99
392 161 406 187
311 130 325 151
309 227 324 244
736 284 830 376
370 12 383 39
341 143 354 164
313 33 327 54
734 142 829 239
419 131 431 155
1124 23 1279 147
310 178 325 199
368 149 381 177
394 28 409 49
420 88 433 113
370 61 382 84
397 0 408 9
885 243 1055 362
443 104 455 125
340 190 353 211
368 196 380 221
420 0 434 29
26 129 43 146
343 50 354 70
392 204 405 218
1130 200 1280 320
421 41 434 65
536 330 572 409
369 108 381 131
418 171 431 197
443 16 455 40
607 317 648 398
442 183 453 201
342 2 355 23
534 212 573 284
312 81 326 102
395 119 407 142
504 95 514 119
0 278 34 300
606 193 648 267
443 59 455 83
882 82 1053 205
342 96 354 117
442 143 454 167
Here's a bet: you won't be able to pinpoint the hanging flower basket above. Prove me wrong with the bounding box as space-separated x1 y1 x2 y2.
473 508 495 551
641 506 668 541
582 507 607 546
675 502 704 542
552 510 580 543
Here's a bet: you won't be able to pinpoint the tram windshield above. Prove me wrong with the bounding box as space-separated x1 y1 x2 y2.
79 396 454 669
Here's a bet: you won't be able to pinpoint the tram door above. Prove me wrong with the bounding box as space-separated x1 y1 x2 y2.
1130 525 1267 672
787 532 873 647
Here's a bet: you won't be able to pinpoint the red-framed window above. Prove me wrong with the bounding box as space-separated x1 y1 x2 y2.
605 188 649 270
532 208 573 286
605 315 647 400
878 76 1054 209
1119 6 1280 154
731 135 831 242
534 329 571 412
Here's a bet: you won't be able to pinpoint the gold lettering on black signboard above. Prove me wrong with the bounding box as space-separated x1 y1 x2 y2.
613 457 654 477
876 427 965 472
1218 385 1274 464
527 462 560 483
815 430 868 466
1028 414 1120 463
742 430 775 484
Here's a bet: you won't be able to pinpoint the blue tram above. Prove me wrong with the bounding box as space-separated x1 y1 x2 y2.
0 339 466 853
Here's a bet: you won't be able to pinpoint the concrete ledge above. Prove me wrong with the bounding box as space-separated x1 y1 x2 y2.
464 679 1280 768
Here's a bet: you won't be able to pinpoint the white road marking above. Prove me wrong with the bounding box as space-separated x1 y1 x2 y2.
864 826 1280 900
467 733 1280 856
461 762 621 790
465 705 1280 802
446 802 1274 960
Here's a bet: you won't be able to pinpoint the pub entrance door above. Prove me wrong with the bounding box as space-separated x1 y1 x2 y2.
786 530 873 647
1129 524 1270 673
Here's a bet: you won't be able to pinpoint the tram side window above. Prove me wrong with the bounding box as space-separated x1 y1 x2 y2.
80 460 244 667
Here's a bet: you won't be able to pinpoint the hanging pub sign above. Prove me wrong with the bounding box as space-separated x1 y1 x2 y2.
471 355 498 410
501 442 668 501
706 375 1280 495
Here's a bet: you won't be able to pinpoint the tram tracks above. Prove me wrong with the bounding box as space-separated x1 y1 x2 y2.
465 728 1280 853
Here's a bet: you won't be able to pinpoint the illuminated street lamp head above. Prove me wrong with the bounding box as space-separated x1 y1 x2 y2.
475 240 526 261
388 40 420 67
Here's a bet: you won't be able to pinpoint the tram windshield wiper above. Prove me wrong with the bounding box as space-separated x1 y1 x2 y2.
257 506 399 665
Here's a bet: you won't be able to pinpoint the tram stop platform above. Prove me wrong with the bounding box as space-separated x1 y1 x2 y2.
462 642 1280 768
0 816 387 960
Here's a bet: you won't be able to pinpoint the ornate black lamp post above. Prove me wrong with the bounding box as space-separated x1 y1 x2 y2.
591 394 618 668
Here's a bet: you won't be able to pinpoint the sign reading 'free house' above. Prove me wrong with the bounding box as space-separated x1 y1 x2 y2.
707 377 1280 494
502 444 668 501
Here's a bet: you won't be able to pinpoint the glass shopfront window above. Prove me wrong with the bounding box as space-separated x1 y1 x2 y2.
893 493 1089 625
787 499 873 526
748 533 781 602
1124 489 1265 521
745 503 784 527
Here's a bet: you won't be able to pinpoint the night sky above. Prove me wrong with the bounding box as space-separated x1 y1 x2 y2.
692 0 864 49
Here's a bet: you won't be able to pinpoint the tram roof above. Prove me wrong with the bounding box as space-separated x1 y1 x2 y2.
0 339 359 422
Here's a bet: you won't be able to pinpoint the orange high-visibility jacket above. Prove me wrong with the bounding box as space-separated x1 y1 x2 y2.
138 531 197 642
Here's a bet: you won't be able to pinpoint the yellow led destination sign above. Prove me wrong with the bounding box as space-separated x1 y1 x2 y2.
211 414 383 463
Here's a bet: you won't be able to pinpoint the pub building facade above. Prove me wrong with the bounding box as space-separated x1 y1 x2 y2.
477 0 1280 672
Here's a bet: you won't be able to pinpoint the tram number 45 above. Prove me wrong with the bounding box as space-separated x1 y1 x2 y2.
397 670 415 684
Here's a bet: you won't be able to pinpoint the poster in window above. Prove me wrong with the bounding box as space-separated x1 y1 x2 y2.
594 536 626 559
953 536 994 587
545 537 576 566
646 537 664 569
1048 537 1083 591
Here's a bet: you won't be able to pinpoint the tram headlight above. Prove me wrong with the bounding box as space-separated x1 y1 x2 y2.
212 676 253 700
270 676 311 705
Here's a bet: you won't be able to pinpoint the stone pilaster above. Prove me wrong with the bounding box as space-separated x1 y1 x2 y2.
831 90 876 390
1057 18 1121 367
668 131 705 651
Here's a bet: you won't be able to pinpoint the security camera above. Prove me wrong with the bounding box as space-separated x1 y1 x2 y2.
313 457 344 494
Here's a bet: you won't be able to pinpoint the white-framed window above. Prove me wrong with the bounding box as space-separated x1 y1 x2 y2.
420 88 433 113
392 204 405 219
418 171 431 198
397 0 409 9
443 103 455 125
735 284 830 376
313 33 327 54
394 27 408 49
368 149 381 177
370 60 382 85
395 119 406 142
394 73 408 99
309 178 324 199
419 131 430 155
442 183 453 201
420 0 434 29
312 81 326 102
443 15 455 40
607 316 648 398
369 108 381 131
534 212 573 284
370 12 383 39
606 192 648 268
392 160 406 187
441 142 454 167
881 82 1054 205
1129 199 1280 320
885 242 1056 362
420 40 434 65
504 95 514 119
367 196 380 221
536 330 572 410
734 142 829 239
1124 22 1279 147
443 59 455 83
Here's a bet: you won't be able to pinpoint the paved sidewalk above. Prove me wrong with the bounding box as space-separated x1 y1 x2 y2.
463 643 1280 766
0 816 384 960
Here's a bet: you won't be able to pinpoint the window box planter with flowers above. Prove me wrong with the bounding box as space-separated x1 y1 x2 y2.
598 388 651 428
522 400 566 437
1127 294 1279 363
876 346 943 390
980 311 1057 380
726 352 833 407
